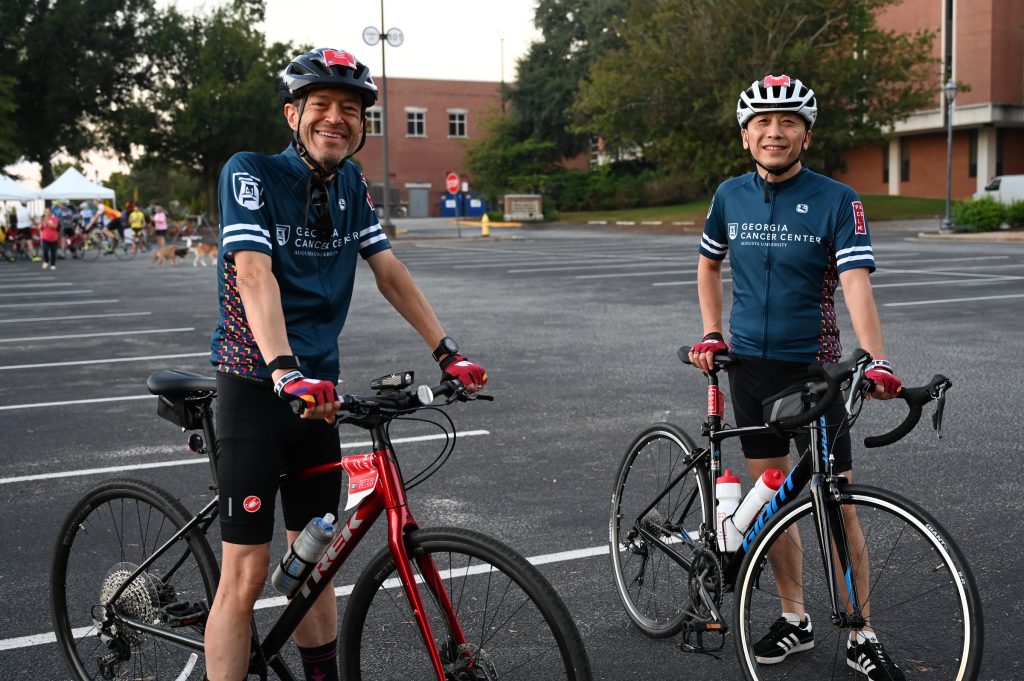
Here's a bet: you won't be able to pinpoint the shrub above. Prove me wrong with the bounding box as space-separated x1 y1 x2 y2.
1005 200 1024 227
952 196 1006 232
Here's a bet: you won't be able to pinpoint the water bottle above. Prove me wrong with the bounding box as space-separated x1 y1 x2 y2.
272 513 336 597
731 468 785 535
715 470 742 552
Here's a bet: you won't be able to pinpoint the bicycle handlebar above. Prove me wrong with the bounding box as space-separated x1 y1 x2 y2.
863 374 951 448
287 378 492 418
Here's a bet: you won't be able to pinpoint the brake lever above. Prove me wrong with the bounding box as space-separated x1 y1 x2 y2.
457 391 494 403
932 391 947 439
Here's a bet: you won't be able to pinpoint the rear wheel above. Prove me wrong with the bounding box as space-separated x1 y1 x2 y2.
341 527 592 680
609 422 707 637
51 478 219 681
734 485 982 681
81 234 102 261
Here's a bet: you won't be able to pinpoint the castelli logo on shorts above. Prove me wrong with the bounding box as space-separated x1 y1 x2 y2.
243 496 262 513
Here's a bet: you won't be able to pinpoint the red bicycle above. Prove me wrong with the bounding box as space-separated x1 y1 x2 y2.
51 369 592 680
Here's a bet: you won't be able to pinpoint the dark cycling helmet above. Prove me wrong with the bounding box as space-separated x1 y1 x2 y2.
281 48 378 108
736 74 817 129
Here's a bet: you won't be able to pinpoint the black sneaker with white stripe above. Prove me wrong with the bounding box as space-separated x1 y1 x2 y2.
753 616 814 664
847 637 906 681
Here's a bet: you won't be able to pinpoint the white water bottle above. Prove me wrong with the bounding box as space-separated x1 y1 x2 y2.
715 470 742 552
272 513 336 597
732 468 785 534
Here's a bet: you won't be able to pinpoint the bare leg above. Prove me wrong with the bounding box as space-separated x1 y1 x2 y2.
205 541 270 681
747 456 806 619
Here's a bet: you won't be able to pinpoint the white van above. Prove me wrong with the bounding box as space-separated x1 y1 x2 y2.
973 175 1024 204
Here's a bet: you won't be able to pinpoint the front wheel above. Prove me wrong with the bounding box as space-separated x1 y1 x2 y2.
51 478 220 681
609 422 706 637
734 485 982 681
341 527 592 680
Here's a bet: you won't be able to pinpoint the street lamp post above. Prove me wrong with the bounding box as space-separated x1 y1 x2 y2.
942 78 958 231
363 2 403 240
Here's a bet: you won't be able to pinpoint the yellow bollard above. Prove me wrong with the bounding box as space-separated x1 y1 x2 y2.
480 214 491 237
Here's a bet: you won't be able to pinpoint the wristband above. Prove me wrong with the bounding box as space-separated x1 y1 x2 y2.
867 359 894 374
702 332 724 342
268 355 300 372
274 370 304 396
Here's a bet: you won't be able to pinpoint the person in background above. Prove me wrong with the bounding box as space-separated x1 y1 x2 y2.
15 201 39 262
152 204 169 248
39 207 60 270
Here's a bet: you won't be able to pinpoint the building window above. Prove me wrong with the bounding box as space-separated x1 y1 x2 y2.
882 144 889 183
900 138 910 182
406 108 426 137
366 107 382 136
448 109 467 138
968 130 977 178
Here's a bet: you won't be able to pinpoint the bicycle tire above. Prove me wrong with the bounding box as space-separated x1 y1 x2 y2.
114 240 136 260
340 526 592 680
609 422 706 637
51 478 220 681
81 234 102 262
734 484 982 681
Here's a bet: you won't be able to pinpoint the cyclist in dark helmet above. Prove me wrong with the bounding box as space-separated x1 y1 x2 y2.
205 47 487 681
689 74 905 681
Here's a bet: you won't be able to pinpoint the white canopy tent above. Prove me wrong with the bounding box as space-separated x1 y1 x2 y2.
0 174 40 201
38 167 115 203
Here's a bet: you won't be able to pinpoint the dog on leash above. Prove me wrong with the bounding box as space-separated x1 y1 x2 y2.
187 240 218 267
152 245 189 266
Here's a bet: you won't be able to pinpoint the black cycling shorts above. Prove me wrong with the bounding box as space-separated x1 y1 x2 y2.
215 373 342 545
726 354 852 473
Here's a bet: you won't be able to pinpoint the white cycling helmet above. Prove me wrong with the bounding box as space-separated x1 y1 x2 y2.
736 74 817 129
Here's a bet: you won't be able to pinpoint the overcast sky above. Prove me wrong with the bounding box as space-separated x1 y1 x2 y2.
172 0 540 82
7 0 541 187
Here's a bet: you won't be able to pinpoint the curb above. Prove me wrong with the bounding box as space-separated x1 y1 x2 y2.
914 229 1024 242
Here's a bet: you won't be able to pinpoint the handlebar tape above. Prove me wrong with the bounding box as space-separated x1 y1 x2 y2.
864 374 950 448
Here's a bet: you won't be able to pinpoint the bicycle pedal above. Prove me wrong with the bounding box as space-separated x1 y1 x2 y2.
160 599 209 627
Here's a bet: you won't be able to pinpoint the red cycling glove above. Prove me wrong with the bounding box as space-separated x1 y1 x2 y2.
274 370 338 411
690 332 728 357
439 354 488 388
864 360 902 396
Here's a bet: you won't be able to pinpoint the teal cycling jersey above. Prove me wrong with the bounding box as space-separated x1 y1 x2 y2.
699 167 875 363
210 145 391 382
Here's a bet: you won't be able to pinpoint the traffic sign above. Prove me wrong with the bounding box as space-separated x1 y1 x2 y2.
446 172 460 194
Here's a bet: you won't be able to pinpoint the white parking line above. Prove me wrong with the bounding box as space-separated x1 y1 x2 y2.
0 351 209 371
0 289 92 298
0 431 491 485
0 327 194 343
0 298 119 309
0 282 74 289
0 311 151 324
0 522 598 653
0 394 154 411
884 293 1024 307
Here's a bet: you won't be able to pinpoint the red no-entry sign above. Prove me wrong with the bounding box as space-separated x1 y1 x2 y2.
445 172 460 194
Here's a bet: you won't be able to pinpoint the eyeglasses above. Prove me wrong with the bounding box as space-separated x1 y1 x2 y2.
309 180 333 240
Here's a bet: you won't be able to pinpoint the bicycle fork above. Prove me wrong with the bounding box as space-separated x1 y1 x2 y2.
808 474 867 630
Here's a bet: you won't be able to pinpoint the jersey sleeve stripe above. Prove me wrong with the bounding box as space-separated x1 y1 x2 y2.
836 253 876 267
836 245 873 257
358 224 382 238
700 234 728 256
223 223 270 238
360 233 388 247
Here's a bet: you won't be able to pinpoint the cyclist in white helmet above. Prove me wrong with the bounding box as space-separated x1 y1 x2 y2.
690 74 906 681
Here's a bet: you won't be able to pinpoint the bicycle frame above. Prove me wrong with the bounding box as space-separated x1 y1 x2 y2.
101 398 471 681
633 362 870 631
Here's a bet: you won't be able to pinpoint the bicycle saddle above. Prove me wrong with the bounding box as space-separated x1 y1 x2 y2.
147 370 217 398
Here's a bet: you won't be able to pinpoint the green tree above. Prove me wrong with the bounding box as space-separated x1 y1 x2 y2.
465 111 561 205
573 0 936 187
509 0 628 158
106 155 202 216
5 0 155 185
108 0 294 221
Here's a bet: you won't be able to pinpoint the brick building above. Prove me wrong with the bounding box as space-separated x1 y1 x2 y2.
838 0 1024 199
356 77 502 217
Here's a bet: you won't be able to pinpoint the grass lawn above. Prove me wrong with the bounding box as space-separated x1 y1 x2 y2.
559 194 946 224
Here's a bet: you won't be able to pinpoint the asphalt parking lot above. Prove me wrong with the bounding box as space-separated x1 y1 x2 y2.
1 221 1021 679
